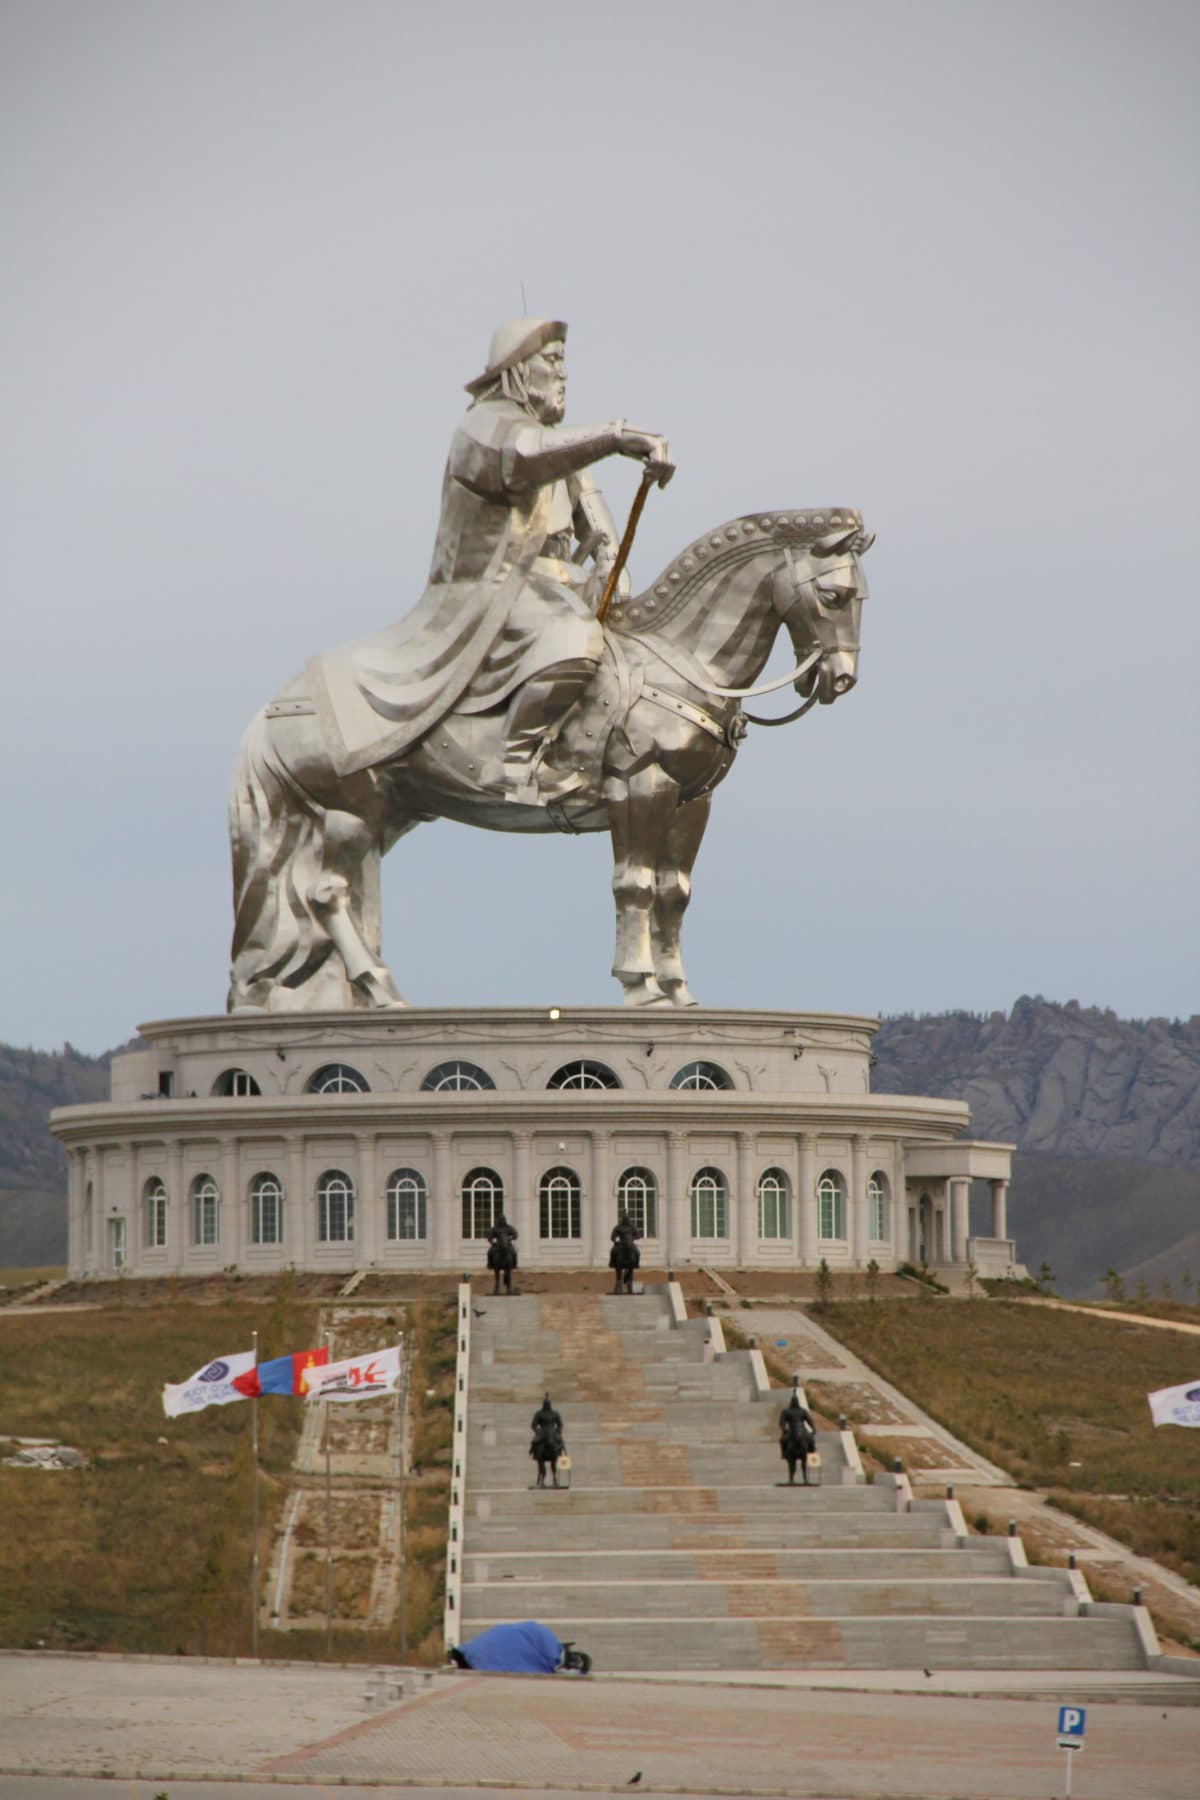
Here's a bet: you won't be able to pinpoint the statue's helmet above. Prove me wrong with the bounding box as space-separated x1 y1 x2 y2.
465 317 567 395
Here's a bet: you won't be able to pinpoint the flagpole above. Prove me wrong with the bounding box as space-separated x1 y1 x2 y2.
324 1326 334 1659
251 1327 260 1660
397 1328 407 1661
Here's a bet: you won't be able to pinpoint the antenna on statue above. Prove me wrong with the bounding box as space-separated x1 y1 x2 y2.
520 280 528 314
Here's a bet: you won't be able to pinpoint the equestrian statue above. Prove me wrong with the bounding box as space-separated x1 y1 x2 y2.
228 318 872 1012
485 1211 519 1296
530 1393 567 1489
609 1210 643 1294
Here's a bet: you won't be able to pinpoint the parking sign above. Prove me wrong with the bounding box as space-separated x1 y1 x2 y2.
1056 1705 1086 1750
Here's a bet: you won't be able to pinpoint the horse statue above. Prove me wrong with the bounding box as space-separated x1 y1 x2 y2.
609 1213 642 1294
228 507 870 1011
779 1386 818 1486
486 1214 518 1296
529 1395 566 1489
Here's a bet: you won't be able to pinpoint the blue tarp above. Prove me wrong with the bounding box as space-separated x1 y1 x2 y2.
456 1620 565 1673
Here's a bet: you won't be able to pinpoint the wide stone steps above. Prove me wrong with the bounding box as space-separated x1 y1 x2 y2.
457 1289 1150 1672
455 1613 1147 1672
461 1576 1073 1622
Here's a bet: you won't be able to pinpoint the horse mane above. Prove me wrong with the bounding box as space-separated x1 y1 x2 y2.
620 508 864 633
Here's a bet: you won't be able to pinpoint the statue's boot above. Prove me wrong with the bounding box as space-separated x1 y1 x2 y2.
500 662 596 804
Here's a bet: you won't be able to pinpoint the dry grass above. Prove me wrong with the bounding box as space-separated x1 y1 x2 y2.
0 1288 317 1655
817 1299 1200 1586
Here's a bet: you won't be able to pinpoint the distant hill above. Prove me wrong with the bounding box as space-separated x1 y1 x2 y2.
2 1000 1198 1291
0 1044 109 1265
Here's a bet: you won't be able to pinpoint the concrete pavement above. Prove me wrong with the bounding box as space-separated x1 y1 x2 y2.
2 1651 1200 1797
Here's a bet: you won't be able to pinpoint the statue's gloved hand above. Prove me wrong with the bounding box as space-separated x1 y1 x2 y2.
618 425 675 487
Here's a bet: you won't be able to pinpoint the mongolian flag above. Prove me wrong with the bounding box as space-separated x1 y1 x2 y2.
232 1346 328 1398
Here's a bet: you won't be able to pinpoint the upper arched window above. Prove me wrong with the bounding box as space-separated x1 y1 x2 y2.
422 1060 495 1092
307 1064 369 1095
690 1166 728 1239
818 1168 846 1240
617 1166 658 1238
190 1172 220 1246
539 1165 582 1239
757 1167 791 1240
547 1060 621 1090
461 1166 504 1238
316 1169 355 1242
868 1170 890 1241
249 1171 283 1245
670 1061 734 1091
387 1168 427 1241
144 1177 168 1249
212 1068 261 1097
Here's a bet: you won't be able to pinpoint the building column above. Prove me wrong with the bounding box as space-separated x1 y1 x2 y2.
733 1132 753 1269
850 1136 868 1267
590 1130 612 1269
357 1134 379 1267
796 1133 816 1266
950 1177 970 1263
666 1131 688 1267
167 1142 184 1271
511 1132 533 1266
220 1138 242 1266
286 1138 307 1269
990 1178 1009 1240
432 1132 453 1269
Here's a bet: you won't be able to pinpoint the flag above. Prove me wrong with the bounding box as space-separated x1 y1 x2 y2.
1148 1379 1200 1427
307 1343 402 1403
232 1346 328 1399
163 1349 256 1418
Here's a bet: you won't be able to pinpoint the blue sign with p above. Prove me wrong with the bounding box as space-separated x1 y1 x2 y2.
1057 1705 1086 1740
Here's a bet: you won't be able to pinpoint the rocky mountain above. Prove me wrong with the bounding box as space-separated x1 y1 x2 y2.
0 1043 108 1265
873 996 1200 1169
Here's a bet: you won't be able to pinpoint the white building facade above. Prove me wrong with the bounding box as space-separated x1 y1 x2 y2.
51 1008 1017 1282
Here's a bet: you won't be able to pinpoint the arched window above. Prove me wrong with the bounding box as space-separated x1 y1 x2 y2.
144 1177 168 1249
461 1167 504 1238
868 1170 890 1242
386 1168 427 1241
547 1060 621 1090
617 1166 658 1238
670 1061 734 1091
316 1169 355 1242
307 1064 369 1095
191 1173 220 1246
690 1166 728 1239
539 1165 581 1239
757 1168 791 1240
817 1169 846 1240
249 1172 283 1245
422 1060 495 1092
212 1068 261 1097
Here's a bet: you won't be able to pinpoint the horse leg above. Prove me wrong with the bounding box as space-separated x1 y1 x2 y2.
650 793 712 1008
607 766 680 1007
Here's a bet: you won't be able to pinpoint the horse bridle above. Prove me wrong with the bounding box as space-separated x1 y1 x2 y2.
628 540 850 729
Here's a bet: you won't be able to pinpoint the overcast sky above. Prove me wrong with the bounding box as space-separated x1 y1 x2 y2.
3 0 1197 1055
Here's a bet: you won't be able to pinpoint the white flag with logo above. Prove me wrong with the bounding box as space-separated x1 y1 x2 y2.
307 1343 402 1403
1148 1379 1200 1427
163 1349 256 1418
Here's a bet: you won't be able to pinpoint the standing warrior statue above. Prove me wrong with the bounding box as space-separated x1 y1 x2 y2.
308 318 674 806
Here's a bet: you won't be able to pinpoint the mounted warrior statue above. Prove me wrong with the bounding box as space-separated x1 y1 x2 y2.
228 319 871 1012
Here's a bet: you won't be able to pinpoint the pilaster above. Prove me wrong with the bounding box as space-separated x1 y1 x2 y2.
734 1131 753 1268
850 1135 868 1266
796 1133 816 1265
590 1130 612 1267
512 1132 533 1261
666 1131 687 1266
357 1134 379 1265
432 1131 453 1268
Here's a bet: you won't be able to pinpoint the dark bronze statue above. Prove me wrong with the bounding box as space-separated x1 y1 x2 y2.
530 1393 566 1488
609 1211 642 1295
779 1387 817 1486
486 1212 518 1295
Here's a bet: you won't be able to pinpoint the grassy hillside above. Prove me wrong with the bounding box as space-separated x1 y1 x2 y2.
1007 1153 1200 1296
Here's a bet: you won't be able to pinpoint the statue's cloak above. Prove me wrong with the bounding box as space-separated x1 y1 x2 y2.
308 398 576 777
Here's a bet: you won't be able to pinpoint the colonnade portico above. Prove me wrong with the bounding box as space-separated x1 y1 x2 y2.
52 1008 1019 1282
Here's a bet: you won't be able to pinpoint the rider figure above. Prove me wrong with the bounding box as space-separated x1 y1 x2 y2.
308 319 673 804
486 1210 519 1295
779 1388 817 1486
609 1209 643 1293
530 1392 566 1488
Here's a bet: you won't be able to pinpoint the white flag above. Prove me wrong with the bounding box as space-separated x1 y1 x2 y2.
163 1349 256 1418
1148 1379 1200 1427
307 1343 402 1403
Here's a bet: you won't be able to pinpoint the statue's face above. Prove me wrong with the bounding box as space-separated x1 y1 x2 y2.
524 340 566 424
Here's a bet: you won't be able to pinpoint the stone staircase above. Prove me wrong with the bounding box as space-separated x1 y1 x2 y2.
458 1287 1151 1672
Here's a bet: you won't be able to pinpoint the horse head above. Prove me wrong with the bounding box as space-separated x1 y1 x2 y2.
770 512 872 708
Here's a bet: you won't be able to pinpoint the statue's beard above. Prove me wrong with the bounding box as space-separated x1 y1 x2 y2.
530 384 565 424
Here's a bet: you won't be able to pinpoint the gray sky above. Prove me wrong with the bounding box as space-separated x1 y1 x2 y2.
3 0 1197 1054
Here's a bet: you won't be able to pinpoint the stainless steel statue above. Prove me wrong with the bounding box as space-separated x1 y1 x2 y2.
228 319 872 1012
